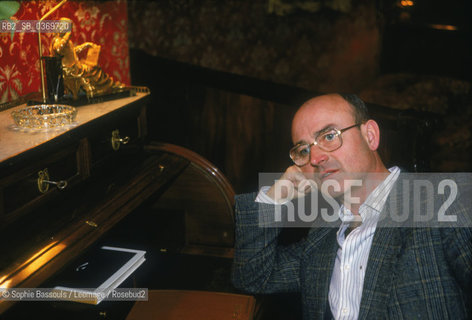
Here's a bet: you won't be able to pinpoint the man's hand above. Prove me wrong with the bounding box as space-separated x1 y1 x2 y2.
266 166 317 203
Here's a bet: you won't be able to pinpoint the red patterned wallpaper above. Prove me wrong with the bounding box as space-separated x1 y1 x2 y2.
0 0 130 104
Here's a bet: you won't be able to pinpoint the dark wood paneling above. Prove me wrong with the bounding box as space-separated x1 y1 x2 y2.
131 50 438 194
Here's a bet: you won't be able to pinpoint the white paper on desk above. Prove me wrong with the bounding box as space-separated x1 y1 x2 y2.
52 246 146 305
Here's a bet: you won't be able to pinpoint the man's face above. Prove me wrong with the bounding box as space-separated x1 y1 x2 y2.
291 95 376 199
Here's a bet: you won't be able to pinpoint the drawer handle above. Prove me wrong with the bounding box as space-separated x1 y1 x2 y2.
111 129 130 151
37 169 68 193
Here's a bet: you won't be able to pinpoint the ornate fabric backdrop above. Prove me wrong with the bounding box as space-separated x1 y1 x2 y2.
127 0 380 94
0 0 130 104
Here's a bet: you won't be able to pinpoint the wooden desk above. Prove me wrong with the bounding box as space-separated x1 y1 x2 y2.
0 93 148 165
0 93 237 317
126 290 257 320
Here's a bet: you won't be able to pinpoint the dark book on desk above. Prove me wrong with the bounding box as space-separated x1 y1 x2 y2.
53 246 146 305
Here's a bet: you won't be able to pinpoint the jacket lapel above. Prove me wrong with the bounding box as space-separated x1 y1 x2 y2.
358 187 405 319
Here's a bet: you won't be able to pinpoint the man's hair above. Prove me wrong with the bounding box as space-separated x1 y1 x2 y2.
338 93 370 124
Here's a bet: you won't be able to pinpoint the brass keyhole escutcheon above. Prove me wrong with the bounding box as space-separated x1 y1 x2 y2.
37 168 68 193
111 129 130 151
37 168 50 193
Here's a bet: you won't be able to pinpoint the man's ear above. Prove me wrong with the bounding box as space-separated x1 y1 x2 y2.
362 120 380 151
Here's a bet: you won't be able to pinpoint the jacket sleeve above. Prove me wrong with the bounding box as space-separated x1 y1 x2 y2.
231 192 304 294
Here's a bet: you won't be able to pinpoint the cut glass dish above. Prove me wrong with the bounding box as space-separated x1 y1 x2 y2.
11 105 77 129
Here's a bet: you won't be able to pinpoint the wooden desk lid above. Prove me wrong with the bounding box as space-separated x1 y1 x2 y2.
126 290 256 320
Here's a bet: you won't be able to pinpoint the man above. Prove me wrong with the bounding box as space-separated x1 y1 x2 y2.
232 93 471 319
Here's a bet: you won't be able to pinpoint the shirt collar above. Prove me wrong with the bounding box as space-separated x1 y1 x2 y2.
339 166 401 223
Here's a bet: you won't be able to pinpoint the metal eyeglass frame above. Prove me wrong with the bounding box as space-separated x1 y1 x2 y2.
289 123 361 166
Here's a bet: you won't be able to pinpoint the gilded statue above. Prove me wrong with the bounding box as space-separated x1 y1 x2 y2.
50 18 124 99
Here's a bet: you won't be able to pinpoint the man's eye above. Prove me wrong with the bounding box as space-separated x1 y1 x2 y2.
323 133 336 142
298 146 310 156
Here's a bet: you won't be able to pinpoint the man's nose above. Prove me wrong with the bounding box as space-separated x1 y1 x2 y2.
309 145 328 166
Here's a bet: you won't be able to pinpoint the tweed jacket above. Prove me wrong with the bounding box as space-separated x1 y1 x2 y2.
232 181 472 319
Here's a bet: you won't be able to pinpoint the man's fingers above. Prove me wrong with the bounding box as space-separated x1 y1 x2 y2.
266 166 318 201
294 177 317 196
284 166 318 194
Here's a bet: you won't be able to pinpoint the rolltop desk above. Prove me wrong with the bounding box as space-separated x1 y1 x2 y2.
0 92 246 319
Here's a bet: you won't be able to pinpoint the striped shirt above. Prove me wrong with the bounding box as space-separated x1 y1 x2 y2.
255 166 401 320
329 166 400 319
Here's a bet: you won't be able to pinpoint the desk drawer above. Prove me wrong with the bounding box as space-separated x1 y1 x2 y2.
0 144 82 224
89 114 143 170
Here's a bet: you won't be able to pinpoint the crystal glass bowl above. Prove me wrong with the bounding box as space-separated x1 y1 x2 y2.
11 105 77 129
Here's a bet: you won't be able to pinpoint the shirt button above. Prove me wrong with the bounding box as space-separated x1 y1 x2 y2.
344 264 350 271
342 308 348 314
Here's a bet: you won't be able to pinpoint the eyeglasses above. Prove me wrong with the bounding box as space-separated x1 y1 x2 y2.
289 124 361 166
